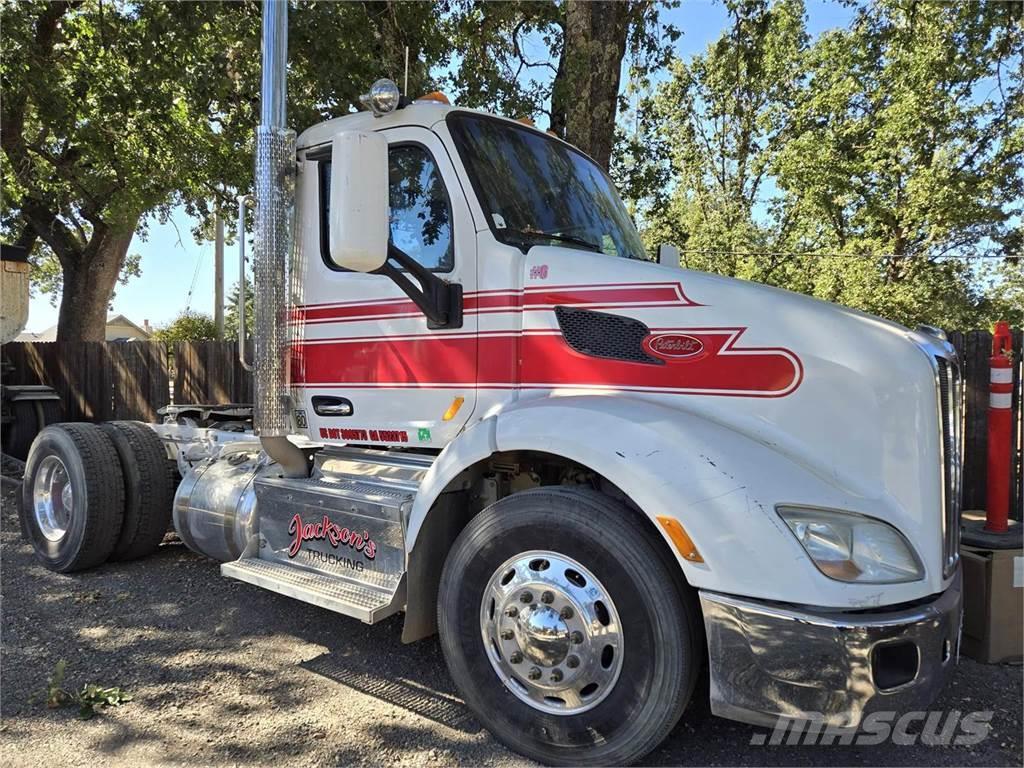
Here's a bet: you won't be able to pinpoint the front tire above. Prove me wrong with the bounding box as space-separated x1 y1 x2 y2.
438 487 701 766
20 423 125 572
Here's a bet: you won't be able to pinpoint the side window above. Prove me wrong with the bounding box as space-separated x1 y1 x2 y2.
320 144 454 272
388 146 454 271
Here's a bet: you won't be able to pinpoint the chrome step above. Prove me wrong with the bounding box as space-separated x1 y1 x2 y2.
219 446 436 624
221 557 403 623
316 446 435 491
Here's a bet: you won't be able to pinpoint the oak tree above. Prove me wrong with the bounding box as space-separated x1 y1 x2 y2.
448 0 679 169
1 0 452 341
621 0 1022 328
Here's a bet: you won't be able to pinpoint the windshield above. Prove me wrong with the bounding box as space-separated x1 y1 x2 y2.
447 113 647 260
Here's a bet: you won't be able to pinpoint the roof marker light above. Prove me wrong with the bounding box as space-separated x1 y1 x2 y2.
417 91 450 105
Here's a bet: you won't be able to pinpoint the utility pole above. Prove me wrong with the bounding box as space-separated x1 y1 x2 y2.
214 212 225 339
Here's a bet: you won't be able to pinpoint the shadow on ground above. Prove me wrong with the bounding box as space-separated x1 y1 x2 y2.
1 486 1021 767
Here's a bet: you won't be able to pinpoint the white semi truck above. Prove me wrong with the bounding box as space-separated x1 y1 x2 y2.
19 3 963 764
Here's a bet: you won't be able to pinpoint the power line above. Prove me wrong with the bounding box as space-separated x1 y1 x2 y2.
184 247 205 312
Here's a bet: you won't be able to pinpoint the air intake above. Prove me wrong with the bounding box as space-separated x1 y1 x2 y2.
555 306 662 365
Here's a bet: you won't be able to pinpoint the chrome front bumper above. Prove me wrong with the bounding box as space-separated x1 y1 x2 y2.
700 572 962 728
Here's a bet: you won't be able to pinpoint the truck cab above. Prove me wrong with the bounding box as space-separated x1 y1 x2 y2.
19 78 964 766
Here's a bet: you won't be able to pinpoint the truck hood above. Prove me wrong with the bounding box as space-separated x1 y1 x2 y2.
518 246 947 583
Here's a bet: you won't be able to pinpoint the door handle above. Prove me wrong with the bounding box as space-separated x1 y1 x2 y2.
312 396 354 417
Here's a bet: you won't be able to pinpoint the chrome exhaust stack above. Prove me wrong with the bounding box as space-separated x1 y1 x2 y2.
253 0 309 477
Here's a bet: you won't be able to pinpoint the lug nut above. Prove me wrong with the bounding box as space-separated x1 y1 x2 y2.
541 590 555 604
520 591 533 604
571 631 584 644
528 666 542 680
560 606 574 620
550 669 563 683
500 629 514 640
566 655 580 669
505 606 518 618
510 651 523 664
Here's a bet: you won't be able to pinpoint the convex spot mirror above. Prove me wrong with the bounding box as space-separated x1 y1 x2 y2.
328 130 389 272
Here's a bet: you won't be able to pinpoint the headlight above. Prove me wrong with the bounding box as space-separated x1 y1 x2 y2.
778 507 924 583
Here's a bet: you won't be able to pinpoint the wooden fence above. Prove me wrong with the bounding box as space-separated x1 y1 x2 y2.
3 331 1022 516
4 341 169 423
171 340 253 405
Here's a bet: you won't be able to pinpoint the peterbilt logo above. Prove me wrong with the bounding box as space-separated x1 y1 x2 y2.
644 333 705 360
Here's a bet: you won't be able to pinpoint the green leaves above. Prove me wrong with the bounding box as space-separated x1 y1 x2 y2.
446 1 679 168
40 659 132 720
775 1 1023 263
152 310 218 342
620 0 1023 328
44 659 71 710
76 684 133 720
2 1 458 337
224 278 254 341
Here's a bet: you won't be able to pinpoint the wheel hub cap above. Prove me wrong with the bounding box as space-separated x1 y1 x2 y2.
481 550 623 715
515 604 570 666
32 455 73 542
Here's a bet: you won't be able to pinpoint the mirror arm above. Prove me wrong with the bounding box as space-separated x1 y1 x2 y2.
375 244 463 329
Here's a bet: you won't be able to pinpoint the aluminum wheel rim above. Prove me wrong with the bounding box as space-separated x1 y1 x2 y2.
32 455 73 542
480 550 623 715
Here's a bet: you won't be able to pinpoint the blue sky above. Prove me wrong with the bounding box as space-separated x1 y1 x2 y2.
26 0 856 333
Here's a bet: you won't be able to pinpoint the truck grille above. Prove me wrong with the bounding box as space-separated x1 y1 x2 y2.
935 356 962 577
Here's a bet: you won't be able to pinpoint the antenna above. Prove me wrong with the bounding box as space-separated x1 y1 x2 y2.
404 46 409 95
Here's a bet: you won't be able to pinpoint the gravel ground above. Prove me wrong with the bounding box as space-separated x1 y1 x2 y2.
1 482 1021 767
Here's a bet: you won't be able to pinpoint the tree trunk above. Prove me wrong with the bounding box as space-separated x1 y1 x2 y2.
552 0 631 170
55 222 137 343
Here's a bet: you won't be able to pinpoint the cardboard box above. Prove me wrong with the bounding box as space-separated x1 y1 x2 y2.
960 544 1023 664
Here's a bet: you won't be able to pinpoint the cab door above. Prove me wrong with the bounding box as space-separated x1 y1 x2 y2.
296 126 478 448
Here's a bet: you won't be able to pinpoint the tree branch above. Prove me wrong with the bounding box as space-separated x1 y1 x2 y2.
20 198 82 267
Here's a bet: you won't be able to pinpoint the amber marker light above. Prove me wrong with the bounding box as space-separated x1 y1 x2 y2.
417 91 450 104
442 396 465 422
657 516 704 563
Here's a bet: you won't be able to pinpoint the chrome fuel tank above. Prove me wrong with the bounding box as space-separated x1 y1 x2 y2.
173 446 264 562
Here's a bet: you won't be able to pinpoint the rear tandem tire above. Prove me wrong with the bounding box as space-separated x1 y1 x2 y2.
438 487 701 766
99 421 177 561
20 423 125 572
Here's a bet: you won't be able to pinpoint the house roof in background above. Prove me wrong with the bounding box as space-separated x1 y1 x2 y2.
106 314 151 339
14 314 152 342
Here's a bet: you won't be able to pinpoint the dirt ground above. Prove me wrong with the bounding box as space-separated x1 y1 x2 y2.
1 482 1021 768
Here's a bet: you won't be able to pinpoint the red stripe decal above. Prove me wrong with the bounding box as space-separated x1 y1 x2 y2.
290 282 698 325
523 285 689 307
292 327 801 397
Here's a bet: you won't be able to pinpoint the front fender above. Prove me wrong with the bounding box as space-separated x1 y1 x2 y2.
491 395 940 608
405 394 940 631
